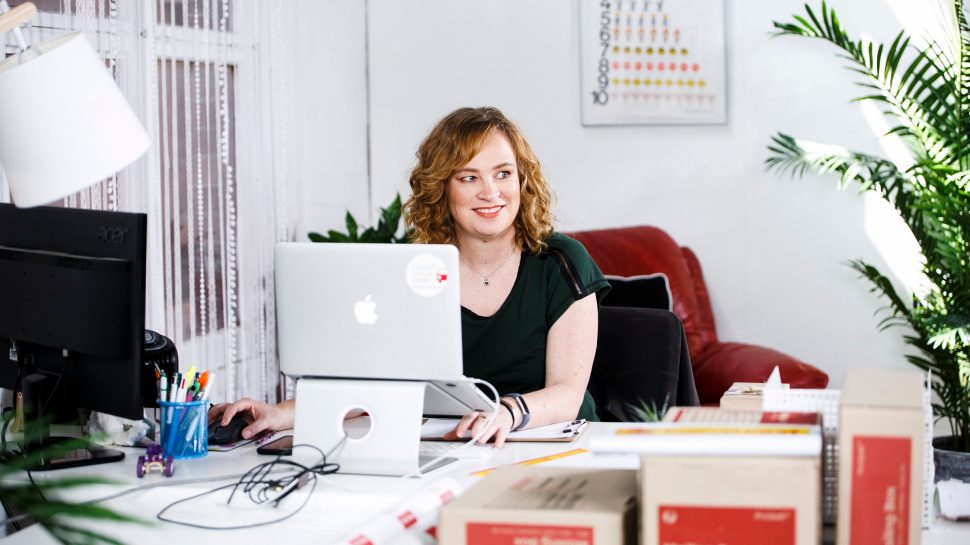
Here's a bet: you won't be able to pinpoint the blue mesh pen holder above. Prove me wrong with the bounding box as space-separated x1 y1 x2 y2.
159 399 208 460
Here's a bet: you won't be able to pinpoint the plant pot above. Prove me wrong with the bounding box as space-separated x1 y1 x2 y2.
933 436 970 483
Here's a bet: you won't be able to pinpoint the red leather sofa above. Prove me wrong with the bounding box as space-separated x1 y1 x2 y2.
570 226 829 404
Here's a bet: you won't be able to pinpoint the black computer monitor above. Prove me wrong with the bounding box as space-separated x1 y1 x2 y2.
0 203 146 470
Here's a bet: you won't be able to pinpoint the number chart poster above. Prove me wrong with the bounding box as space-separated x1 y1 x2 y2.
579 0 727 125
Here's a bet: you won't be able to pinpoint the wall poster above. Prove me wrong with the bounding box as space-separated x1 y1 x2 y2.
579 0 727 125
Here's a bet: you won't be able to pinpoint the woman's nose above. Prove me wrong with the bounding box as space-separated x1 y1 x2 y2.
479 177 501 199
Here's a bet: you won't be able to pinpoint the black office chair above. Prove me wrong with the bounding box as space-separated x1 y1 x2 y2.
587 306 699 422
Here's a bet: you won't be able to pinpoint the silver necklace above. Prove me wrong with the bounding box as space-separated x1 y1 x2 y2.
461 249 516 286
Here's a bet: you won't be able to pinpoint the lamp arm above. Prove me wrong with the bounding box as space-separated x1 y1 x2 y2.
0 2 36 35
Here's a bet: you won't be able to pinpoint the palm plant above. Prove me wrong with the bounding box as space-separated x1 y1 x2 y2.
766 1 970 452
0 435 143 545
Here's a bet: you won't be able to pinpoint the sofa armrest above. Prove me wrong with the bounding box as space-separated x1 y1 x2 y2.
690 341 829 405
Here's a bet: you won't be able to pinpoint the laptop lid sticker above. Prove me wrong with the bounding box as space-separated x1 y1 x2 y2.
406 253 449 297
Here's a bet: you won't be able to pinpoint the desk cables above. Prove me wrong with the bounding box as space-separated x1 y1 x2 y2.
155 440 343 530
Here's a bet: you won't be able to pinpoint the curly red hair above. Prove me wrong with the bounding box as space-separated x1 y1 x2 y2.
403 107 555 253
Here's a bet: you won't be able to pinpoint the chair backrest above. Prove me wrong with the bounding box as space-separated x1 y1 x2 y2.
589 306 699 422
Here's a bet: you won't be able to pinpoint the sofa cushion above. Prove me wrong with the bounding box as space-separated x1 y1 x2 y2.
569 227 706 357
602 273 672 311
691 341 830 405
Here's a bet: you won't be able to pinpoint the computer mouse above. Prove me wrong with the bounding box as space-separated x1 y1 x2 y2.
208 415 251 445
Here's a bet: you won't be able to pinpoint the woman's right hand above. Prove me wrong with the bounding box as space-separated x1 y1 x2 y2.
208 398 295 440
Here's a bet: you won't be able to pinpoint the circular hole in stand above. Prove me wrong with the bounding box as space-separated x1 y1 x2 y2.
342 406 372 441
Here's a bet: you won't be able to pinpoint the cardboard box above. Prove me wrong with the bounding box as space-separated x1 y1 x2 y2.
438 466 637 545
837 368 924 545
641 455 821 545
720 381 790 410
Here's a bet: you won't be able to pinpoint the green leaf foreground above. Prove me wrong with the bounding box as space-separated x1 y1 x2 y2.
627 394 671 423
0 423 147 545
767 1 970 452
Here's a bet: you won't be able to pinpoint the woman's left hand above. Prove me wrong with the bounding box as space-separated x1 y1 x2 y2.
442 409 513 447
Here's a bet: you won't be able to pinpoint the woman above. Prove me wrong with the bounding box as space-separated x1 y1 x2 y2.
212 107 608 447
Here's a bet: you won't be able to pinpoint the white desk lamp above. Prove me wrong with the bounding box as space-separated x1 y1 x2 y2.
0 2 149 207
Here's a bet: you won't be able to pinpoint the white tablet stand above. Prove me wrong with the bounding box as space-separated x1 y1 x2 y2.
294 378 457 477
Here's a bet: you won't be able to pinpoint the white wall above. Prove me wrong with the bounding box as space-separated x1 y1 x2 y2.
285 0 922 387
281 0 370 238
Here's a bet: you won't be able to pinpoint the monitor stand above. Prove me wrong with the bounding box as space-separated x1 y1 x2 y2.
294 378 458 477
10 372 124 471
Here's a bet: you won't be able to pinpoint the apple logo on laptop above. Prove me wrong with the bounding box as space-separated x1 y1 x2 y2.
354 294 378 324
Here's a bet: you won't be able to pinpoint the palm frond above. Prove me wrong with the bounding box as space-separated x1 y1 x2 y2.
766 133 930 242
954 1 970 171
848 259 913 323
774 1 963 166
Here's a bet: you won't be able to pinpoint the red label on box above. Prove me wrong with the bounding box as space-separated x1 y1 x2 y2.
657 505 795 545
760 412 819 425
467 522 593 545
850 436 911 545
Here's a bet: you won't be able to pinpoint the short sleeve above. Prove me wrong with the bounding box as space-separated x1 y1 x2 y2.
543 232 611 326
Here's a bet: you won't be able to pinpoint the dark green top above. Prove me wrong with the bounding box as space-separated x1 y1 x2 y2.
461 233 610 421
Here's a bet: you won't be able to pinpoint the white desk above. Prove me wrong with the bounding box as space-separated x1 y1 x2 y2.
3 426 968 545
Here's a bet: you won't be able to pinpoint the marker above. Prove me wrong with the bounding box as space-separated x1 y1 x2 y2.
184 366 197 388
158 372 168 403
186 378 199 402
195 372 211 401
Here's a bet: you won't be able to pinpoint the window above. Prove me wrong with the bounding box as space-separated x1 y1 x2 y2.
2 0 286 403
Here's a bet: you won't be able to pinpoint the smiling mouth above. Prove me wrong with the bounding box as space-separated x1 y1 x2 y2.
473 206 503 217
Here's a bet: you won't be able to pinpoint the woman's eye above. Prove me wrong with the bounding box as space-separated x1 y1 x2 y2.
459 175 477 183
496 170 512 179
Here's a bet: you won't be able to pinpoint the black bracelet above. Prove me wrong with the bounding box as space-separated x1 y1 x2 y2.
499 399 518 428
506 393 531 431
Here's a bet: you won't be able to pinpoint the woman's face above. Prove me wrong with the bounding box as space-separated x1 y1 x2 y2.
447 131 521 244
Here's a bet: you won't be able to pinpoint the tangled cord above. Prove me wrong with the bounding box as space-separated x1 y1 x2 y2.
156 442 342 530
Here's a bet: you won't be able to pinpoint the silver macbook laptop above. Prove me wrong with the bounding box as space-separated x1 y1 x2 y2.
275 242 493 416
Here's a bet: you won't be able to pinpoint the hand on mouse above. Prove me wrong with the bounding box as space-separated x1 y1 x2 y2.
209 398 295 440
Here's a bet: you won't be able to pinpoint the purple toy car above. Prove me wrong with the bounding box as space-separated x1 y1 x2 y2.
136 443 174 478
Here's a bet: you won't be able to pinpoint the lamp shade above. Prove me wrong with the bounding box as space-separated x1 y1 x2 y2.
0 32 149 207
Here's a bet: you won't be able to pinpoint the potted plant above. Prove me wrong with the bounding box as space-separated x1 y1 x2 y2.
308 194 410 244
765 0 970 475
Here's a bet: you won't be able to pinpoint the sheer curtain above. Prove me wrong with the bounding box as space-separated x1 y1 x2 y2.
0 0 290 404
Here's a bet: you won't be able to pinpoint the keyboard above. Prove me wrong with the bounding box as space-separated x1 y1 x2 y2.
418 441 497 460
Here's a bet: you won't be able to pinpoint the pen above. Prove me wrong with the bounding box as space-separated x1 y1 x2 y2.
166 406 183 457
184 404 203 443
172 373 181 402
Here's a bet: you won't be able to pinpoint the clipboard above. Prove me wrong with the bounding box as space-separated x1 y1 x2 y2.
421 418 589 442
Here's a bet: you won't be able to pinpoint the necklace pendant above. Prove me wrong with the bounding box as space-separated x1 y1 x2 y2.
483 276 490 286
